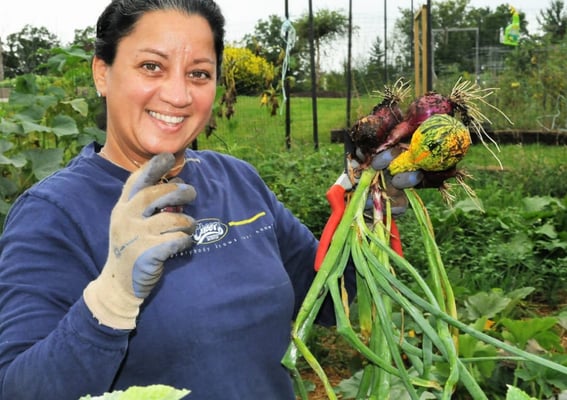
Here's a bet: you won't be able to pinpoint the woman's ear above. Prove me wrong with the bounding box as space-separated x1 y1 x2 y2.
92 56 108 97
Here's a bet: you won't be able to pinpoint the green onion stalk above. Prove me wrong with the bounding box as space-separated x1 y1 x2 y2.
281 167 567 400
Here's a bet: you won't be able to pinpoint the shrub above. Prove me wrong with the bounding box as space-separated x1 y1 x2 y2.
222 47 275 96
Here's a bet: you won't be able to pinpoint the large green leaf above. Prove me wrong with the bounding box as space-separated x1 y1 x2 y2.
9 92 58 109
34 94 60 109
14 105 47 123
8 91 37 107
0 140 27 168
501 317 559 349
522 196 563 213
0 119 24 136
0 176 19 197
24 148 64 180
464 291 511 320
506 385 537 400
51 115 79 137
20 120 52 135
14 74 39 95
62 98 89 117
535 222 557 239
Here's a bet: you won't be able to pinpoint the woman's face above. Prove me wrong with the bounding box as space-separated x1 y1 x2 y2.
93 10 217 161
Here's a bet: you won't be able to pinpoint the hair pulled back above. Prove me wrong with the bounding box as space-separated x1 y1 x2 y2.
95 0 225 78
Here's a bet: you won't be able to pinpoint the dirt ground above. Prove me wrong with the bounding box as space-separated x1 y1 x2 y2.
294 328 360 400
298 369 347 400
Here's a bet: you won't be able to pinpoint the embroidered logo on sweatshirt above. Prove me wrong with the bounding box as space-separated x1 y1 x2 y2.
193 218 228 245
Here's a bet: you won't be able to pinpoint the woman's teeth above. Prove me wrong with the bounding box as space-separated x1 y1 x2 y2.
149 111 184 124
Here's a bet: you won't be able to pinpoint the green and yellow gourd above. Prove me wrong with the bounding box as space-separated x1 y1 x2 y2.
388 113 471 175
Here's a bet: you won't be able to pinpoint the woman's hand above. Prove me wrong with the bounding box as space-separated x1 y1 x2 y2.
84 153 196 329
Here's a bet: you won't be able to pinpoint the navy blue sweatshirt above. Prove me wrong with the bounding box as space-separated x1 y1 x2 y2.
0 143 336 400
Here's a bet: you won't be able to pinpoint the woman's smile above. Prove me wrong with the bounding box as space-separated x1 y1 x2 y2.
148 110 186 126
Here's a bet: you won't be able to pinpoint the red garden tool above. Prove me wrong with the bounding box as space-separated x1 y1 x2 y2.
314 133 404 271
314 172 352 271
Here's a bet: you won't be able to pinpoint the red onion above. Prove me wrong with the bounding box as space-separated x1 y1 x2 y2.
375 91 455 154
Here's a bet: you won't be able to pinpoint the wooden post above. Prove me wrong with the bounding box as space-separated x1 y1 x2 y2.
413 5 431 97
413 8 422 96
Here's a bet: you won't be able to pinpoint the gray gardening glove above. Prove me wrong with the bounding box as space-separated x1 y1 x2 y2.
371 147 424 190
361 147 420 216
84 153 197 329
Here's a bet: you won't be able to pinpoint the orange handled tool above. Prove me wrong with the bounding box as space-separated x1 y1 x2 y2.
389 218 404 257
314 175 404 271
314 173 352 271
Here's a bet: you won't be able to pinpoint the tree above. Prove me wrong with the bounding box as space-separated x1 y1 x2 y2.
432 0 485 76
243 14 309 92
362 36 386 88
391 8 415 72
294 8 350 88
71 26 96 53
2 25 60 78
243 15 286 67
367 36 385 73
538 0 567 42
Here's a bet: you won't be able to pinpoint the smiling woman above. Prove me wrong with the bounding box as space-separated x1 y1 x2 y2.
92 9 218 172
0 1 350 399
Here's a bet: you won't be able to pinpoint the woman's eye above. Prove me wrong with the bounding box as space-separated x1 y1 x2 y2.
189 71 211 80
142 63 161 72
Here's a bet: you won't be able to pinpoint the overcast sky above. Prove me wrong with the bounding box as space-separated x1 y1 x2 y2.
0 0 549 70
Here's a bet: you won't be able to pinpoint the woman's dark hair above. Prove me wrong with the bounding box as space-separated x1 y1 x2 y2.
95 0 225 78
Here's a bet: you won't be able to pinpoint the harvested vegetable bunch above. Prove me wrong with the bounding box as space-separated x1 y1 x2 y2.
283 169 567 399
373 77 512 163
348 78 410 165
282 79 567 400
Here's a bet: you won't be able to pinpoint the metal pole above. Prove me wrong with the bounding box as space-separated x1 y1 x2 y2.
426 0 433 91
384 0 388 83
410 0 414 71
346 0 352 129
343 0 353 171
0 38 4 81
475 27 480 84
284 0 291 150
308 0 319 149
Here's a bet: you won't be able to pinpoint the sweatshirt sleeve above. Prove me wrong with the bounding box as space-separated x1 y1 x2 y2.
0 193 129 400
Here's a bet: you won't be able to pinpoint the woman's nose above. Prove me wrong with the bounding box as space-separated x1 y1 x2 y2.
159 73 192 107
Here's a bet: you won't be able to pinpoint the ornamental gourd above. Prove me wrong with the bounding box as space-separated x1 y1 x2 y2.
388 113 471 175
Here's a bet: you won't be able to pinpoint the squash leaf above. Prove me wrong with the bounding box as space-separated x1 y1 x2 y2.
79 384 190 400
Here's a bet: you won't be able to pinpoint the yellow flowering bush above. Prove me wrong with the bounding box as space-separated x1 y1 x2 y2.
222 47 275 96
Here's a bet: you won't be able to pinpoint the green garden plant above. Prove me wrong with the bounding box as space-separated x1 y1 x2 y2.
1 46 566 398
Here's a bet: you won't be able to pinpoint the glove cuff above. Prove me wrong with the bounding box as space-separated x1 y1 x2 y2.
83 272 144 330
